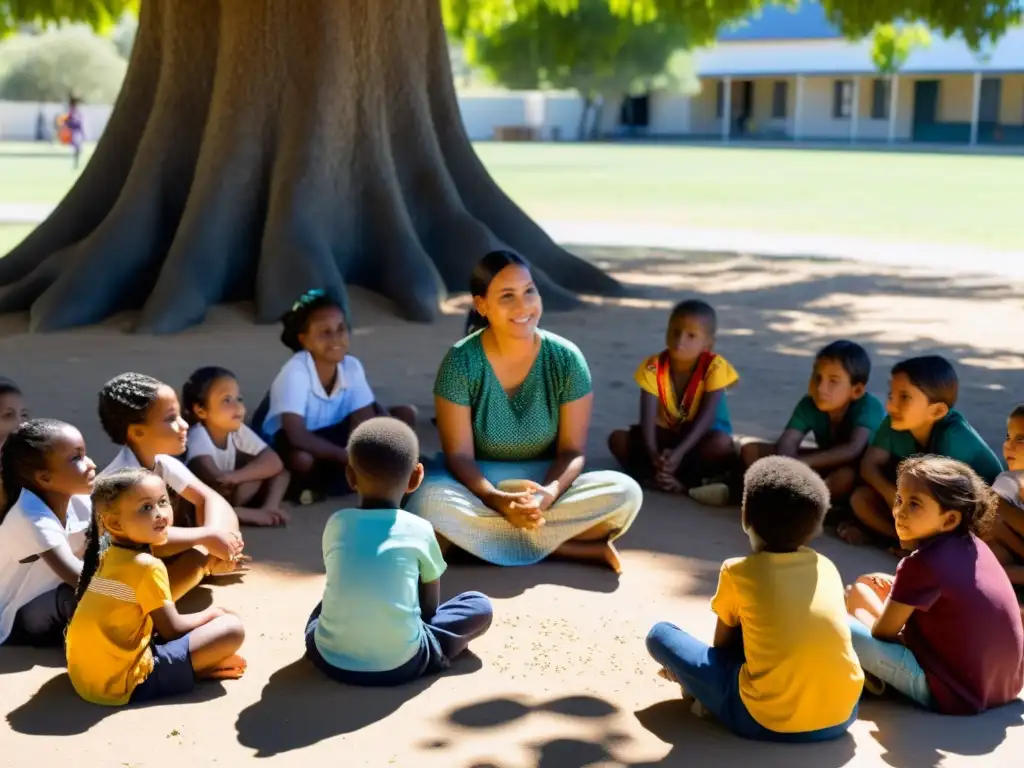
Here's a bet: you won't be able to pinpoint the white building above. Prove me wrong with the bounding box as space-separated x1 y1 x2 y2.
682 4 1024 145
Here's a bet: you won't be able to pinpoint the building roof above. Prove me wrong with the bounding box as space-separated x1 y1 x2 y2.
718 4 841 42
697 25 1024 77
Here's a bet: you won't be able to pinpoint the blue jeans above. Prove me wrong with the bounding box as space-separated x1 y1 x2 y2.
305 591 493 686
847 617 934 709
646 622 857 743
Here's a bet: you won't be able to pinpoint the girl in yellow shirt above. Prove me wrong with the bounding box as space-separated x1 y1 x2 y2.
66 468 247 706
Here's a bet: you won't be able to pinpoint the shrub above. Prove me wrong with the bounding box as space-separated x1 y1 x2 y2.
0 26 126 103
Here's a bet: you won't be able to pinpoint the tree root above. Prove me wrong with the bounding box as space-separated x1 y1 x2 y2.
1 0 624 333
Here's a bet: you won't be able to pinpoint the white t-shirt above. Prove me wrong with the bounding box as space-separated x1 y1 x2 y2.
993 470 1024 510
100 445 198 494
0 489 91 644
187 424 268 473
262 352 376 438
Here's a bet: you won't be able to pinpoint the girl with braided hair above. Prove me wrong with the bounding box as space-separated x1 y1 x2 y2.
97 373 249 577
0 419 94 646
250 290 416 501
66 469 246 706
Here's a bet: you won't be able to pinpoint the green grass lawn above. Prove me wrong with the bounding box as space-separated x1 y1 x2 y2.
2 141 1023 251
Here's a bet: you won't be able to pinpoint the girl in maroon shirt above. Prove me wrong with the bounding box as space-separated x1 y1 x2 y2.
846 455 1024 714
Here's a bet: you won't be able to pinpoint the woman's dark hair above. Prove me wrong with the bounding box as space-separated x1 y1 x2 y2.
0 378 21 398
891 356 958 408
98 373 165 446
897 455 997 538
743 456 830 552
181 367 237 425
75 468 153 607
280 289 345 352
816 340 872 387
465 250 530 334
0 419 70 521
1010 404 1024 421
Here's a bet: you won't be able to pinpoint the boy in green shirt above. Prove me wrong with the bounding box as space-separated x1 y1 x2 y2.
741 340 885 502
841 355 1004 547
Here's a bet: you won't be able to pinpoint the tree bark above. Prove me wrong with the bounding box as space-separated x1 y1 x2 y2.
0 0 622 333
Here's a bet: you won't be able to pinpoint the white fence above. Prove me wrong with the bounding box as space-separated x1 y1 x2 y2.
1 91 693 143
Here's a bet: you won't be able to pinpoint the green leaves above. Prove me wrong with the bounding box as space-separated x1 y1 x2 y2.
464 0 696 99
870 22 930 74
444 0 1022 51
1 0 137 39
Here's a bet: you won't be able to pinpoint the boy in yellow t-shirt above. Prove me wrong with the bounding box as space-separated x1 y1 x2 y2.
608 300 738 503
646 457 863 742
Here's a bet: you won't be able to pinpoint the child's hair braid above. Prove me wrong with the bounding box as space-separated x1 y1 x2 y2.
75 468 153 607
0 419 68 521
181 366 236 426
279 289 344 353
98 373 164 445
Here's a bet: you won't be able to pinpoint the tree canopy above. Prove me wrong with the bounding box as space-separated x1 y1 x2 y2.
467 0 693 99
4 0 1020 51
444 0 1020 50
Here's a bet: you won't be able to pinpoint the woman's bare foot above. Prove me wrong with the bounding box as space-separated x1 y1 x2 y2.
202 654 248 680
553 539 622 574
236 507 290 527
657 666 679 683
863 672 887 696
653 472 686 494
689 482 730 507
837 520 869 546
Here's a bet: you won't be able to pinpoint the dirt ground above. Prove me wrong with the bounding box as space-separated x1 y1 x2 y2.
1 249 1022 767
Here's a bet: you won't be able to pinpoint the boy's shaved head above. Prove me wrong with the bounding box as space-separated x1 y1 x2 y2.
347 417 420 486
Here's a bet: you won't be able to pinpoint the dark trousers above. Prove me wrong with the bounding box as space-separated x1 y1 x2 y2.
5 584 75 647
304 591 493 686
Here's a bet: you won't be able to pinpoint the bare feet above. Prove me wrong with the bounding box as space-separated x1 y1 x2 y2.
202 654 248 681
689 482 731 507
236 507 290 527
863 672 887 696
553 539 622 574
651 472 685 494
206 554 252 577
837 520 869 546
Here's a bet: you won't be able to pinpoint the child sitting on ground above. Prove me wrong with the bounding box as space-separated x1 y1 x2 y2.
0 379 29 510
841 356 1004 546
0 379 27 451
608 299 738 505
251 289 416 501
98 373 247 578
305 417 493 686
846 456 1024 714
646 457 862 742
988 404 1024 584
183 367 290 527
0 420 94 647
66 468 247 706
741 340 885 503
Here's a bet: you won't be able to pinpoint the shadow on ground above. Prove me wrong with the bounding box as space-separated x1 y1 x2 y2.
234 654 483 757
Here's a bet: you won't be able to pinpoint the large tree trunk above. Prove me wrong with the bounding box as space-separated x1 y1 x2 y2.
0 0 622 333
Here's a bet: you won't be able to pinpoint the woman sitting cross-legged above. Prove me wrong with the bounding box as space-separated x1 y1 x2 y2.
406 250 642 573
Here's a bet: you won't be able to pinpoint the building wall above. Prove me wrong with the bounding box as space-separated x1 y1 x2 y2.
1002 74 1024 125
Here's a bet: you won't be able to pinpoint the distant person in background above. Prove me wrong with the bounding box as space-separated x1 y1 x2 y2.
59 96 85 169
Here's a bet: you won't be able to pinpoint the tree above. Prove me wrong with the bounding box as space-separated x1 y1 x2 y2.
870 22 931 75
463 0 695 139
0 26 127 103
0 0 1020 333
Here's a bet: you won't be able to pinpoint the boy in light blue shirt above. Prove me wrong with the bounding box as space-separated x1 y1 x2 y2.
305 418 492 685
